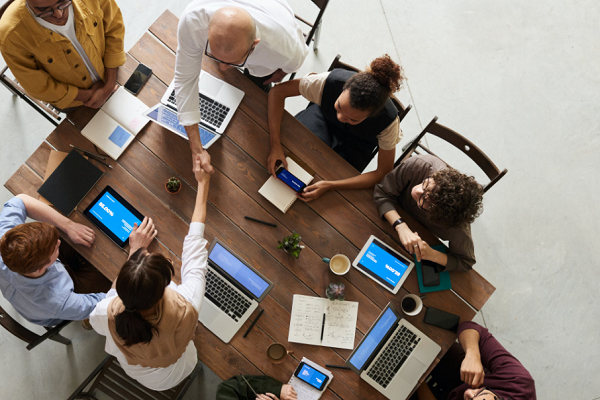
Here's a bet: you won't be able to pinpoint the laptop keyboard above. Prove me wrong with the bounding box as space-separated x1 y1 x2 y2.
366 325 421 388
167 90 229 129
205 269 252 322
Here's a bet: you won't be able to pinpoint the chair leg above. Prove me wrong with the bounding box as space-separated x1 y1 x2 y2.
313 21 322 50
26 320 72 350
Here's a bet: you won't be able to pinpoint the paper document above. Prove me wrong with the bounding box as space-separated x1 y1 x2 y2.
288 295 358 350
288 358 333 400
259 157 313 213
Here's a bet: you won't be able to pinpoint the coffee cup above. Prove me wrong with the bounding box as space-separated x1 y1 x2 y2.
322 254 351 275
400 294 423 316
267 342 293 364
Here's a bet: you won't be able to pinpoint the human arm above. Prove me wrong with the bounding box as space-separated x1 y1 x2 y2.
89 290 118 335
458 325 485 388
128 216 157 256
54 289 106 322
263 68 288 85
15 194 95 247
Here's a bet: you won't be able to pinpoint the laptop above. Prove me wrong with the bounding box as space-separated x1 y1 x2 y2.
200 239 274 343
160 70 244 134
346 303 441 400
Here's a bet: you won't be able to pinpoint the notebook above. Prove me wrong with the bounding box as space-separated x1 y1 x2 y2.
288 358 333 400
415 244 451 293
288 295 358 350
39 150 68 206
81 87 149 160
258 157 313 213
37 150 104 216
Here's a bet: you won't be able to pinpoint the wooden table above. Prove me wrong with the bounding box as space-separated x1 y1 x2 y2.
4 11 495 400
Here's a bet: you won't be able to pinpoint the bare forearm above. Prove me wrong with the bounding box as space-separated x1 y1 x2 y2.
327 170 387 191
192 181 209 223
426 249 448 266
103 67 118 87
16 194 72 232
184 124 204 155
459 328 481 358
267 87 285 147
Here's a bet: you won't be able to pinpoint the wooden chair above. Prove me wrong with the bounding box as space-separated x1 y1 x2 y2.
68 355 203 400
0 0 62 126
396 116 508 193
0 305 72 350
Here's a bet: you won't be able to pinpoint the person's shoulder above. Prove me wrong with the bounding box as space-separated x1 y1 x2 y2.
0 1 28 48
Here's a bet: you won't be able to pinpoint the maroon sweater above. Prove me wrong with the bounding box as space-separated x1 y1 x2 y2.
448 322 536 400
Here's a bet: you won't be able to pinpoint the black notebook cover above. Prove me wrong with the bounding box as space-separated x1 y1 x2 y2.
37 149 104 216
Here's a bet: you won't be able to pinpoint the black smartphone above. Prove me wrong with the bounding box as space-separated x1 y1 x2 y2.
294 362 329 391
423 307 460 333
422 260 440 287
124 63 152 95
275 165 307 193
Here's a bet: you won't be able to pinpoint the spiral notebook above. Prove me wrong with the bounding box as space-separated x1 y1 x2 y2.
258 157 313 213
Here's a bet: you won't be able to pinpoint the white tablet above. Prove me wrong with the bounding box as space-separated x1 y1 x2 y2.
352 235 414 294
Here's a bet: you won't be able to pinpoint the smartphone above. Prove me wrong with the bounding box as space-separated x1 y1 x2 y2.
423 307 460 333
275 165 307 193
422 260 440 287
124 63 152 95
294 362 329 391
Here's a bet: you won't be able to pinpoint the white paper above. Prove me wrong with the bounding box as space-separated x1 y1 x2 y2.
258 157 313 213
288 358 333 400
288 295 358 350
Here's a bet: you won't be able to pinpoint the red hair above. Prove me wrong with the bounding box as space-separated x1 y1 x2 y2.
0 222 59 274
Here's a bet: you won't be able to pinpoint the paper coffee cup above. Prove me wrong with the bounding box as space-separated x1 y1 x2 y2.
401 294 423 316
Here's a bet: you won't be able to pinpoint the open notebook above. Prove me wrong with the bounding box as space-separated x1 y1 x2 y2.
81 87 149 160
259 157 313 213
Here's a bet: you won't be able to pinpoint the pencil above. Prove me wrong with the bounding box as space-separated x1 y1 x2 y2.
243 309 264 338
244 216 277 228
320 313 326 341
325 365 351 370
70 144 106 160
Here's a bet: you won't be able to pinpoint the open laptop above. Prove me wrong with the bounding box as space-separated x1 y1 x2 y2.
346 303 441 400
160 71 244 134
200 239 274 343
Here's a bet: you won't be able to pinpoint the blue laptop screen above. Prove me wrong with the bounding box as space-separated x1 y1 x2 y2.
209 243 270 298
146 105 216 146
348 307 398 371
356 239 411 290
88 191 142 242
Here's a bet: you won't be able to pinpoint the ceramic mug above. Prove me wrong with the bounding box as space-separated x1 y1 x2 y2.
322 254 351 275
267 342 293 364
401 294 423 316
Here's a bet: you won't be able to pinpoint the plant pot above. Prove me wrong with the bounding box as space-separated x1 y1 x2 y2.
165 181 181 195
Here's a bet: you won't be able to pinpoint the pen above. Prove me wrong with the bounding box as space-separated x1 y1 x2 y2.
325 365 351 370
241 375 258 397
242 309 264 338
320 313 326 341
88 157 113 169
70 144 107 160
244 216 277 228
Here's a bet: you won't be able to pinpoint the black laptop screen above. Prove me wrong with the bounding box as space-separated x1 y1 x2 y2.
348 307 399 371
208 242 270 299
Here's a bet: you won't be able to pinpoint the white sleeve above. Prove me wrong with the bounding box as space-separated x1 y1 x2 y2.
174 222 208 312
89 289 118 337
174 13 204 126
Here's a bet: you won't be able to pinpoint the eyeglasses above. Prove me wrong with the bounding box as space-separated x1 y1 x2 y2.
472 387 500 400
204 39 254 68
417 178 432 210
31 0 72 18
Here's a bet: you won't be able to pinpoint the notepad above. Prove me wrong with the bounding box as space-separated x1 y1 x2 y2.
258 157 313 213
288 295 358 350
81 87 149 160
288 358 333 400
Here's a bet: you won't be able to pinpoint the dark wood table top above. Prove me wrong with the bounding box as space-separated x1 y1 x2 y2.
4 10 494 400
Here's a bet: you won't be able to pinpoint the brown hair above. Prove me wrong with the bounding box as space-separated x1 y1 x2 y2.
343 54 406 115
0 222 59 275
425 168 484 229
114 249 174 347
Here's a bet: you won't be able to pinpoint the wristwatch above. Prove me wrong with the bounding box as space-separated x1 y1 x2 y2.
392 218 404 229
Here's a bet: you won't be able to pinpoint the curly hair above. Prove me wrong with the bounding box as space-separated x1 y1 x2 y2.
424 168 484 229
343 54 406 115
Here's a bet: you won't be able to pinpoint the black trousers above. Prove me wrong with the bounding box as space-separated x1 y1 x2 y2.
243 69 275 93
59 240 112 295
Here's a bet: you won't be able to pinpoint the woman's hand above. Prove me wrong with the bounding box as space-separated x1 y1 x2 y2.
396 223 426 261
298 181 331 202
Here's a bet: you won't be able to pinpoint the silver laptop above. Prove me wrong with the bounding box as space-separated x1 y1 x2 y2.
200 239 274 343
346 303 441 400
160 70 244 134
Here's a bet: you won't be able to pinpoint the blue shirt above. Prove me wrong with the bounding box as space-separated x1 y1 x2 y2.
0 197 106 326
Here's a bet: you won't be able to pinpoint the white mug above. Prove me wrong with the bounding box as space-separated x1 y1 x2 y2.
323 254 351 275
401 294 423 316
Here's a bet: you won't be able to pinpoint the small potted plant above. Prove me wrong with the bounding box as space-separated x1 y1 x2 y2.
165 177 181 194
326 282 346 301
277 232 304 258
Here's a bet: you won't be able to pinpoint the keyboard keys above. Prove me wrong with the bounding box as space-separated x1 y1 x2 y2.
206 269 252 321
166 90 228 129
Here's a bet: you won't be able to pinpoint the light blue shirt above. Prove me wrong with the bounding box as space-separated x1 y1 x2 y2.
0 197 106 326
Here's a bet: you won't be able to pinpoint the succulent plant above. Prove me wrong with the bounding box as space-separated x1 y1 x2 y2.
326 282 346 301
166 177 181 193
277 232 303 258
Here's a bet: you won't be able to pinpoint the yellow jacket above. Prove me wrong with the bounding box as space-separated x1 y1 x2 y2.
0 0 125 109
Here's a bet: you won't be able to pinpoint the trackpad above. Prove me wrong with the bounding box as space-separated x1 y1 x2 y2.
401 357 426 384
199 302 220 324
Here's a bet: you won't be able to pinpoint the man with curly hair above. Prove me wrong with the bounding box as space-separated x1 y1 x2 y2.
373 154 484 271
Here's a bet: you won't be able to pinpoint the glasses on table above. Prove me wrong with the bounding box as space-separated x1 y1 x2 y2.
417 178 432 210
204 39 254 68
31 0 72 18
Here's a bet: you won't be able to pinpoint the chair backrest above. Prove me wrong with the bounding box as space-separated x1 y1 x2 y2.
397 116 508 193
0 0 15 20
0 304 72 350
294 0 330 45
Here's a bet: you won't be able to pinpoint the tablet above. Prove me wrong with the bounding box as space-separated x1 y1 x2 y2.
352 235 414 294
83 186 144 248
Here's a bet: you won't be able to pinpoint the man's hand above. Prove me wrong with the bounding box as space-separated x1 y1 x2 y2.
396 223 426 261
460 352 485 388
194 155 211 184
298 181 331 202
263 69 287 85
84 83 117 109
279 385 298 400
193 149 214 174
129 216 157 255
267 144 287 176
66 220 95 248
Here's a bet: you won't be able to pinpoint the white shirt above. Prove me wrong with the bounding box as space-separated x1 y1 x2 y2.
174 0 309 126
90 223 208 391
28 4 102 83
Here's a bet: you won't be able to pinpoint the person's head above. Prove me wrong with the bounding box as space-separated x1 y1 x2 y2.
463 387 507 400
335 54 405 125
207 7 260 71
114 248 174 347
0 222 60 276
26 0 71 26
411 168 484 229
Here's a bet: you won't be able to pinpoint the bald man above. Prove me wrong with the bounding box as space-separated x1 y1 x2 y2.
174 0 309 173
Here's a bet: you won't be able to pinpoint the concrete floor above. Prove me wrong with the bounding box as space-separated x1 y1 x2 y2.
1 0 598 399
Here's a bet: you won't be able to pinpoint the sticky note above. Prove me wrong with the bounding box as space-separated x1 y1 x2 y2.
108 126 131 148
